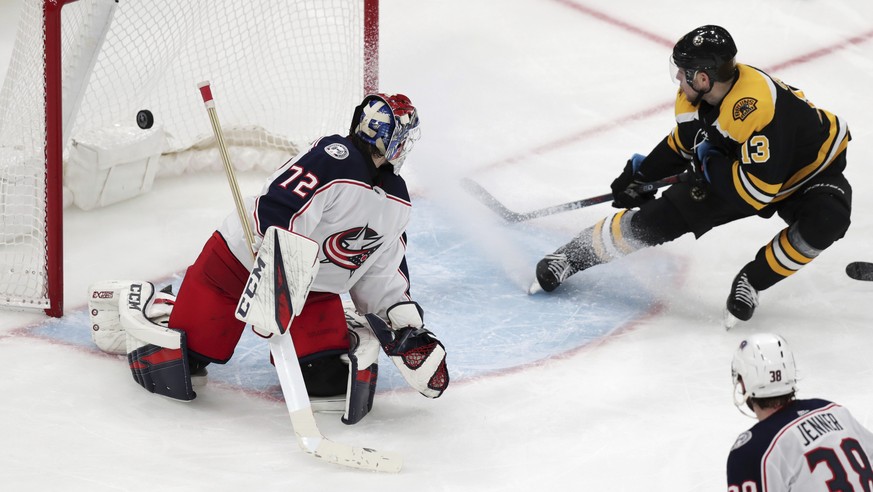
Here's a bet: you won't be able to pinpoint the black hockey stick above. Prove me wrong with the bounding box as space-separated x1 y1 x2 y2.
462 174 685 223
846 261 873 282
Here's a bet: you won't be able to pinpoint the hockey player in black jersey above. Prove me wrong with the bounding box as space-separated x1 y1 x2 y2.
727 333 873 491
532 25 852 328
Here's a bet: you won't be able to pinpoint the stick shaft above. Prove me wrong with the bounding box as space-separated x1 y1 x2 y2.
196 82 402 473
463 174 684 222
198 81 257 260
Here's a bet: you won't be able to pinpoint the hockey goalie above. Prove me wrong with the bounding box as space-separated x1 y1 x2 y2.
88 93 449 425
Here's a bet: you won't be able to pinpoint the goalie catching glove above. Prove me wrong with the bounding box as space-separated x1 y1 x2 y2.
366 301 449 399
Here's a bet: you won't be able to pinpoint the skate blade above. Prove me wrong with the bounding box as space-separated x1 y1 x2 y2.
723 309 740 331
528 281 543 295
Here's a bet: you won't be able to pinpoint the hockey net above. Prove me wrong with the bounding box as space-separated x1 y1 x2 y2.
0 0 378 316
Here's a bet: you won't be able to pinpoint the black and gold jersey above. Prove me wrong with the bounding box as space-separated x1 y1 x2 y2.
649 64 849 215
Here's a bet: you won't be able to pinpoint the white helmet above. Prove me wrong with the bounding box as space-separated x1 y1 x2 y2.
731 333 797 411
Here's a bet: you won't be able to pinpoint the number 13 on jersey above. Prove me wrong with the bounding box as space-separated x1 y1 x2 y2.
740 135 770 165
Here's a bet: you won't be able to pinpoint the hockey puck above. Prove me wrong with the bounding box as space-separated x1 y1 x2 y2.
136 109 154 129
846 261 873 282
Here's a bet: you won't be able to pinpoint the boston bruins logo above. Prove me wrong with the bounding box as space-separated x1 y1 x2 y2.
733 97 758 121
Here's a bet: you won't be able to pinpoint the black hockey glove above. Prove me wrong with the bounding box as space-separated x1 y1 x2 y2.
688 139 726 202
692 139 724 183
611 153 655 209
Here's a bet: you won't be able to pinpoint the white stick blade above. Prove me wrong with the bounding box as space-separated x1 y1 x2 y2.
285 361 403 473
313 439 403 473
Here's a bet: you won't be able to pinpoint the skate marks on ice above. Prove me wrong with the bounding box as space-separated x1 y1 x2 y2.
17 198 684 398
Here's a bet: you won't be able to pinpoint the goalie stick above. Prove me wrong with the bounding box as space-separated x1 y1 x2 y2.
198 82 402 473
462 174 685 222
846 261 873 282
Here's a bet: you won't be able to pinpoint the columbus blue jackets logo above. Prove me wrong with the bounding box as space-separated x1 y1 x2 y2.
324 143 349 160
322 226 383 270
730 430 752 450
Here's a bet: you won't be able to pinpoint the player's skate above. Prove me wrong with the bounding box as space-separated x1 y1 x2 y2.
530 211 644 294
530 252 579 294
724 270 759 330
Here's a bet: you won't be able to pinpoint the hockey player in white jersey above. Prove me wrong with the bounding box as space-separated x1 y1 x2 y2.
88 93 449 424
727 333 873 491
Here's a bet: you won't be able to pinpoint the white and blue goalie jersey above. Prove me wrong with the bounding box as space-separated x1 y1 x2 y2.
217 134 414 318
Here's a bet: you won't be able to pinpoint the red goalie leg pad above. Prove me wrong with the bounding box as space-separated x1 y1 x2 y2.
169 232 250 363
266 292 351 397
288 292 350 360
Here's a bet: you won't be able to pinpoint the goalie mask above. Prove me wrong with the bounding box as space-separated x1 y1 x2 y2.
352 93 421 174
731 333 797 413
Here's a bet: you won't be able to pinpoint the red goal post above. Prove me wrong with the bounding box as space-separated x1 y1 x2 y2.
0 0 379 317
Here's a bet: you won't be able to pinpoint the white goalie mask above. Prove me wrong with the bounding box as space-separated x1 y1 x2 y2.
731 333 797 414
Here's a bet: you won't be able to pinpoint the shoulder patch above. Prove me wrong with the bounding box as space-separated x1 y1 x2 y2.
324 143 349 160
731 430 753 451
732 97 758 121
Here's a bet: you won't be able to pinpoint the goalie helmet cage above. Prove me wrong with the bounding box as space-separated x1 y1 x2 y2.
0 0 379 317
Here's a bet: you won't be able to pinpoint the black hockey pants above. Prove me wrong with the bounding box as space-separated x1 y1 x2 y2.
629 160 851 291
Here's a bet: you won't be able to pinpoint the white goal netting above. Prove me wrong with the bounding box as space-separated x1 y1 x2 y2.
0 0 376 312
